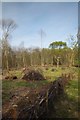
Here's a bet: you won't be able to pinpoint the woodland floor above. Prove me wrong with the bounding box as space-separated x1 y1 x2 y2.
2 66 79 118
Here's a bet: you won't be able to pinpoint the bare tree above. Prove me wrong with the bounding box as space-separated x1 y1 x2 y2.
1 19 17 39
0 19 17 71
39 29 46 66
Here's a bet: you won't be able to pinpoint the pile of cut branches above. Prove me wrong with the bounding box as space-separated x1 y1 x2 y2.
22 70 45 81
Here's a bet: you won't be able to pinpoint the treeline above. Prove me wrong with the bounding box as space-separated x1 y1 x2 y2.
0 19 79 70
1 39 78 70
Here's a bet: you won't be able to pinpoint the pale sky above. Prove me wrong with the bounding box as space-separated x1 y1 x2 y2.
2 2 78 48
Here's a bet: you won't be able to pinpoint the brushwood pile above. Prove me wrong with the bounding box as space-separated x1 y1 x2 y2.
22 70 46 81
2 74 71 120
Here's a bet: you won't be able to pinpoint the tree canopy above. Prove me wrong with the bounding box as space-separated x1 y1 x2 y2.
49 41 67 49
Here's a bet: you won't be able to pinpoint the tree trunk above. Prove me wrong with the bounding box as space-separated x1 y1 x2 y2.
5 50 9 71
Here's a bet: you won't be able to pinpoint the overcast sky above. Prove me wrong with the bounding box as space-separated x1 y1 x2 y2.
2 2 78 48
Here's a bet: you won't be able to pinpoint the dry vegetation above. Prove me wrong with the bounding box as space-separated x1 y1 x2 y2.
2 66 79 119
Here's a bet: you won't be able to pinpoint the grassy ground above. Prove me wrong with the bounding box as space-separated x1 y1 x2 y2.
51 76 78 118
2 66 79 118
